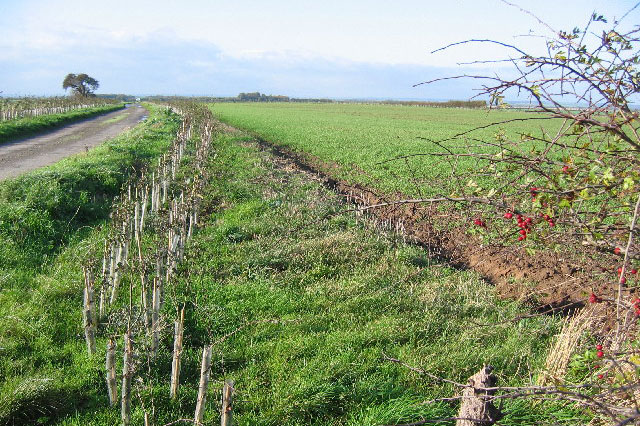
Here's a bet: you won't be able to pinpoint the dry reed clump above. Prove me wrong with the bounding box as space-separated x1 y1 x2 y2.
537 305 600 386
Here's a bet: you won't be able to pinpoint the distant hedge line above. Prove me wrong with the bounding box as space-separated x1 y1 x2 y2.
380 100 487 108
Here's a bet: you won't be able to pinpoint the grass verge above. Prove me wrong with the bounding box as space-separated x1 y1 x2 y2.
0 105 180 424
61 129 583 425
0 104 125 143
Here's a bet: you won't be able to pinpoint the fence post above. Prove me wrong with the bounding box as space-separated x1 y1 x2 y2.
456 366 502 426
121 331 133 426
220 380 234 426
106 338 117 406
82 267 97 355
170 307 185 399
194 345 212 425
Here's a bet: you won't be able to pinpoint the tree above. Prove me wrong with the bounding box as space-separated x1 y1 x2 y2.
62 73 99 97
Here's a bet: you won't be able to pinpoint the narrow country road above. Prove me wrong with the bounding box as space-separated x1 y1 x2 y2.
0 104 148 180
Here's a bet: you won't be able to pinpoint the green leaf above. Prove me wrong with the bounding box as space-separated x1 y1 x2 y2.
623 177 635 190
580 189 591 199
559 199 572 209
602 168 614 185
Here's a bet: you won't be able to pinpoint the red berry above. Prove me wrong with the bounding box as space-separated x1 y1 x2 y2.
504 212 513 219
621 276 627 284
562 165 570 173
632 269 637 275
597 374 604 380
618 267 623 274
597 350 604 358
614 247 622 255
596 344 603 350
548 221 555 227
519 229 527 236
589 293 599 303
518 235 525 241
516 214 523 221
525 217 532 224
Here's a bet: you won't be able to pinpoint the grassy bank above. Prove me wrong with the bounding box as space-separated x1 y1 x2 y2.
60 129 579 425
0 103 125 143
0 105 180 424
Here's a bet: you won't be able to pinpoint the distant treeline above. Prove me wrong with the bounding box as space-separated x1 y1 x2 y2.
141 93 333 103
235 92 333 103
97 94 139 102
124 94 486 108
380 100 487 108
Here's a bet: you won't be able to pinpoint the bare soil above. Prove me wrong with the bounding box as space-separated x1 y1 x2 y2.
0 104 148 180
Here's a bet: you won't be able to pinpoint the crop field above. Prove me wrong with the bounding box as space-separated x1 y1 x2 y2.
211 102 561 197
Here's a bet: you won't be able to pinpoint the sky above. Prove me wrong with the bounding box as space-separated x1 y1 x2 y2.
0 0 638 99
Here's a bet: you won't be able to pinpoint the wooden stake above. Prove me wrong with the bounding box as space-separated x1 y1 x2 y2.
110 243 123 304
134 201 139 239
122 331 133 426
162 178 167 204
140 191 148 232
98 284 106 320
106 338 117 406
109 243 116 285
141 274 151 329
101 241 108 280
188 212 193 239
151 277 160 357
220 380 234 426
83 267 97 355
456 366 502 426
194 345 212 425
170 307 185 399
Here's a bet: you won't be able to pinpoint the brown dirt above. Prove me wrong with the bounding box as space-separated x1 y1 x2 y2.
230 128 634 321
0 104 148 180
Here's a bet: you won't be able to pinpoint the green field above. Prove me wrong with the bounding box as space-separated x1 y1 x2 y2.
211 103 560 198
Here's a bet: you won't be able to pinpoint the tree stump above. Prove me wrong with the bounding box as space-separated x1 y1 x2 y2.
456 366 502 426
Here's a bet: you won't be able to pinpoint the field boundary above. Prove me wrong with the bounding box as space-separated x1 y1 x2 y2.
221 121 620 318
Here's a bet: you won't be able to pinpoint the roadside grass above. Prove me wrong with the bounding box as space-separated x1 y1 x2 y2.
210 102 562 198
101 112 129 125
0 105 180 424
62 131 583 425
0 104 178 273
0 104 125 143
